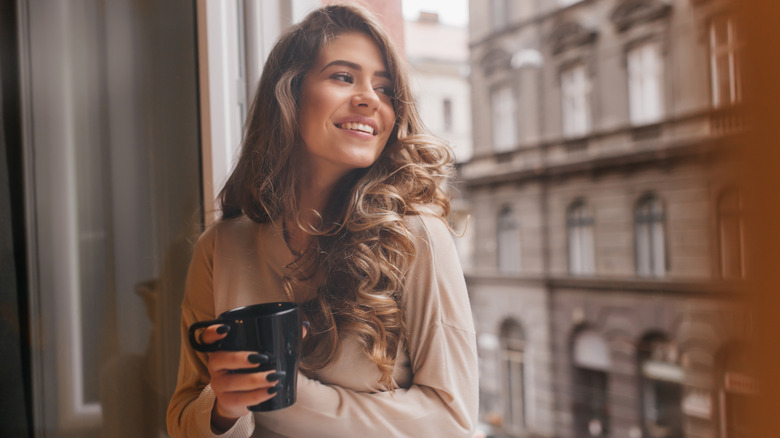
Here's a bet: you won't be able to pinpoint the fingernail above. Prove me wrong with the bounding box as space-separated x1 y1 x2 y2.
302 321 311 330
268 385 280 394
216 325 230 335
248 353 269 364
267 371 286 382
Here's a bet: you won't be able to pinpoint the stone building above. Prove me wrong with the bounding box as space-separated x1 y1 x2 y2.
461 0 752 437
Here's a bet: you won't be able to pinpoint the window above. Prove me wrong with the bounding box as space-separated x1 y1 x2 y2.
718 187 744 278
443 98 453 132
568 199 595 275
491 86 518 152
635 194 666 277
710 15 743 107
497 205 521 274
500 320 526 433
628 41 664 125
639 335 683 438
572 329 611 438
490 0 510 30
561 63 592 138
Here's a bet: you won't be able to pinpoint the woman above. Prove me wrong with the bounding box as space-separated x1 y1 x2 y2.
167 4 478 437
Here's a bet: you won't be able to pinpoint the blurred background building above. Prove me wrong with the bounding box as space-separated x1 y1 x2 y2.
462 0 753 437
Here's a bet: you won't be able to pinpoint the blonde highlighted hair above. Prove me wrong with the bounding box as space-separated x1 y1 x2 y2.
218 4 453 389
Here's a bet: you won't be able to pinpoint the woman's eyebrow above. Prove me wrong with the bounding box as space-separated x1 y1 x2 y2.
320 59 391 79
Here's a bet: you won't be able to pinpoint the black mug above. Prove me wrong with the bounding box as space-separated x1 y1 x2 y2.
188 302 301 411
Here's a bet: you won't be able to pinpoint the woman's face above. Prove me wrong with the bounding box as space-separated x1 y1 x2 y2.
297 32 396 184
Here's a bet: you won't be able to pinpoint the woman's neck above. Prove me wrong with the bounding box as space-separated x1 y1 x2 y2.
284 171 341 254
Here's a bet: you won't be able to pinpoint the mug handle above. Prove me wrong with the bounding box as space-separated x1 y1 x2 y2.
188 319 226 353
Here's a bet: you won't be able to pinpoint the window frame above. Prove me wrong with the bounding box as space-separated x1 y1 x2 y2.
567 199 596 275
634 194 668 277
560 63 592 138
627 40 665 126
709 14 743 108
490 84 519 153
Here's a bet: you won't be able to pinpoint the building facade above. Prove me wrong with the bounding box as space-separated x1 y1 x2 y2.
462 0 752 437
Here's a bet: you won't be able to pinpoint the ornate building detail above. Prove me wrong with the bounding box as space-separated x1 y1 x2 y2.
548 21 598 54
610 0 673 32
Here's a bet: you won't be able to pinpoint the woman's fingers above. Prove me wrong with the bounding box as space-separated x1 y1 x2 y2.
208 351 269 373
210 368 284 419
211 369 284 393
198 324 230 345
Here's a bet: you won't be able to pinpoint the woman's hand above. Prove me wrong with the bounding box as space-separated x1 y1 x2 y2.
199 325 283 431
200 322 310 432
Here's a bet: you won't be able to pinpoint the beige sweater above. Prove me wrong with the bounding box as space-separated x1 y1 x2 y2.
166 214 478 437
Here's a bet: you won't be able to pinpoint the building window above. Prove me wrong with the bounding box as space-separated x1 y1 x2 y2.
497 205 521 274
443 98 453 132
490 0 510 30
718 187 744 278
561 63 592 138
491 85 518 152
710 15 742 107
639 335 683 438
572 329 611 437
568 199 595 275
500 319 526 433
635 194 666 277
628 41 664 125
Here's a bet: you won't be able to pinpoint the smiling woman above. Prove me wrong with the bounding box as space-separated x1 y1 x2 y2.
167 4 478 438
298 32 396 188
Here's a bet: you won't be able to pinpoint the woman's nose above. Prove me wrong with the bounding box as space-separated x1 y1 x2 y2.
351 86 380 111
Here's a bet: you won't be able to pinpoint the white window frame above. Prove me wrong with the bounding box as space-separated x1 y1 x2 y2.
567 200 596 275
709 15 742 107
497 205 521 274
561 63 591 138
491 85 518 152
500 320 527 434
490 0 510 30
628 41 664 125
635 195 667 277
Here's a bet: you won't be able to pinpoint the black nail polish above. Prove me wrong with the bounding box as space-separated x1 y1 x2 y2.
216 325 230 335
248 353 269 364
268 385 279 395
302 320 311 331
267 371 286 382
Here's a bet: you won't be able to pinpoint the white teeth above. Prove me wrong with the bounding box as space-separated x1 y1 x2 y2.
337 122 375 135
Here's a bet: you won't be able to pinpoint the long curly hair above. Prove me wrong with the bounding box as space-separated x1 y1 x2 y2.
218 4 453 390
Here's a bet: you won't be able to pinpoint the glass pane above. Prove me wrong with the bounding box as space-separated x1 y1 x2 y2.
24 2 201 436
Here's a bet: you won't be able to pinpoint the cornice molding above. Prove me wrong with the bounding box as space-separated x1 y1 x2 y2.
611 0 673 32
548 21 598 55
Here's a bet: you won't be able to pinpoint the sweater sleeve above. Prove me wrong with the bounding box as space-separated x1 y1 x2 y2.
254 214 479 438
166 227 256 438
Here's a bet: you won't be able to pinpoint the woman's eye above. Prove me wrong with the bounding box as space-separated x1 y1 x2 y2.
331 72 353 83
375 85 394 97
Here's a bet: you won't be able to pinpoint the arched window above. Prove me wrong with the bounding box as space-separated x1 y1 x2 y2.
638 334 683 437
500 319 526 433
717 187 744 278
497 205 521 274
635 194 666 277
572 329 610 437
568 199 595 275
